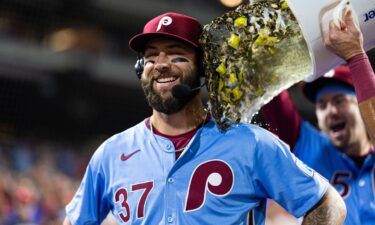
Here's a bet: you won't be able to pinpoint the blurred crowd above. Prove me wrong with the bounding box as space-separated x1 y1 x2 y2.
0 138 93 225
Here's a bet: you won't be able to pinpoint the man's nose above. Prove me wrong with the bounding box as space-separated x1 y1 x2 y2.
326 102 339 115
154 52 170 73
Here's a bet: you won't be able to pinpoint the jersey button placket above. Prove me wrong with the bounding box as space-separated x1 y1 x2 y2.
358 179 365 187
165 176 176 225
167 216 174 223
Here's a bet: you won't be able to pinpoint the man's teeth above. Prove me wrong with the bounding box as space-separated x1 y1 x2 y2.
156 77 177 83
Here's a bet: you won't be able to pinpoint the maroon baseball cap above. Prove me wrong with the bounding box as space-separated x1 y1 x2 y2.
303 65 354 103
129 12 203 53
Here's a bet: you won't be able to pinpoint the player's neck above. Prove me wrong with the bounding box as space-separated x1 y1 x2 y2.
151 96 206 136
341 137 373 157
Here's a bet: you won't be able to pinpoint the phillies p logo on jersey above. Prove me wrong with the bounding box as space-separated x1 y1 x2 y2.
184 160 234 212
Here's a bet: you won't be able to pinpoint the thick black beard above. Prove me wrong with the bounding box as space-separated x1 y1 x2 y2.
141 70 200 114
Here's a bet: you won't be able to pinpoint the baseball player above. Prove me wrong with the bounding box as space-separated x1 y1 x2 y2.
262 9 375 225
63 12 346 225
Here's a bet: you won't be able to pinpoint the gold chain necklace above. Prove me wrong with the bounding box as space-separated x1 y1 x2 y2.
149 109 209 153
149 120 186 153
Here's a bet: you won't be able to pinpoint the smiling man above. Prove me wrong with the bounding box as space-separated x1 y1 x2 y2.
62 12 346 225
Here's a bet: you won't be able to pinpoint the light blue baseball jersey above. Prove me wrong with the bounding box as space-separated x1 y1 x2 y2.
294 121 375 225
66 118 328 225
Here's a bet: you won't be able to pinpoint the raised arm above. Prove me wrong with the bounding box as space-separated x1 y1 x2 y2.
302 185 346 225
261 90 302 149
349 54 375 142
324 8 375 142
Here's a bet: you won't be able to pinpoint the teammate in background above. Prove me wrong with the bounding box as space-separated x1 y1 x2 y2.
63 12 346 225
262 8 375 225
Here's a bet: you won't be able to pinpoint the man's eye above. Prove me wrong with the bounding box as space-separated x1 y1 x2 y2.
317 102 326 110
333 96 346 105
171 57 189 63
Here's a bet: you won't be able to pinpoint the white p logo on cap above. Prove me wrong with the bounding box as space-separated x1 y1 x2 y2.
157 16 172 31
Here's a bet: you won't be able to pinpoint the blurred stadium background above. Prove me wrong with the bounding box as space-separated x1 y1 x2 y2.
0 0 374 224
